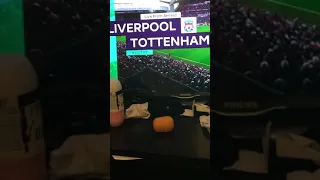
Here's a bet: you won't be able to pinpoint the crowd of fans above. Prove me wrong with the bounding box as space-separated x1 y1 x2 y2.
179 1 210 26
17 0 109 84
117 41 210 92
212 0 320 94
24 0 107 53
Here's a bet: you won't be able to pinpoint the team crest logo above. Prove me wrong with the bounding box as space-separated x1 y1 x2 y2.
180 17 197 34
184 20 194 32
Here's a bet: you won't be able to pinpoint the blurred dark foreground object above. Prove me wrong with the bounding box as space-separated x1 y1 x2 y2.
111 157 211 180
211 117 239 169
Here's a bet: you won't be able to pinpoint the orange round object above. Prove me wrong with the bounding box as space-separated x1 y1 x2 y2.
153 116 174 132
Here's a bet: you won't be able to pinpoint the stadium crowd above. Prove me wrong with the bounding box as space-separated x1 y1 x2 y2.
117 41 210 92
18 0 109 84
179 1 210 25
212 0 320 94
24 0 107 53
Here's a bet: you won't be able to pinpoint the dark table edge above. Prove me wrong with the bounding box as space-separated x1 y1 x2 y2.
112 149 210 169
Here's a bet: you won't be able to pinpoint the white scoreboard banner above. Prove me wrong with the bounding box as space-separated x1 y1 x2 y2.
140 12 181 20
114 0 170 11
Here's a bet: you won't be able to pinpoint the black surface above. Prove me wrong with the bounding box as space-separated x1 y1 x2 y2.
211 61 285 113
120 68 198 97
111 158 211 180
111 116 210 160
112 68 209 162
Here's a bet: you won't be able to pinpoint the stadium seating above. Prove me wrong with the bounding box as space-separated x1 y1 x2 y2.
179 1 210 25
212 0 320 94
24 0 107 53
23 0 108 84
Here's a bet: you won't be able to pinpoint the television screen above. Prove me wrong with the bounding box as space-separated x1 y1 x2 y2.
212 0 320 114
110 0 210 96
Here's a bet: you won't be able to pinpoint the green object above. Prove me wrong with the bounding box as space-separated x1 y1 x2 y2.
110 0 118 78
237 0 320 24
126 50 154 56
0 0 24 54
